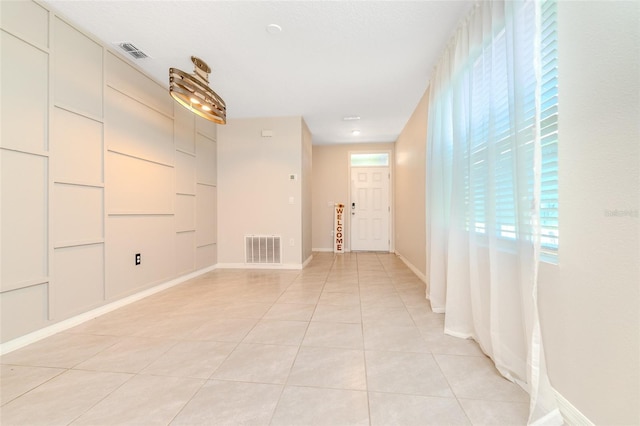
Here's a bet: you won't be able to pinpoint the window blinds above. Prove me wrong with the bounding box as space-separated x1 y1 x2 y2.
539 0 559 251
464 0 558 253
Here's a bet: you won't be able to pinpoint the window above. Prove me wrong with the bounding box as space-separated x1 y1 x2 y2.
539 0 559 252
350 153 389 167
464 0 558 254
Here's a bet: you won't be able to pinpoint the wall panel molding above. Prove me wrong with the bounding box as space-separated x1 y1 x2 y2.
0 284 49 342
1 0 218 345
53 16 103 118
196 133 217 186
105 215 176 300
0 277 50 294
196 184 217 247
52 244 105 321
52 104 104 125
0 1 49 49
106 151 174 215
53 183 103 247
105 51 173 117
105 87 174 166
0 150 48 292
0 31 49 154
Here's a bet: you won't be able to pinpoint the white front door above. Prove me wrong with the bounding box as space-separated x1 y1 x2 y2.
350 167 390 251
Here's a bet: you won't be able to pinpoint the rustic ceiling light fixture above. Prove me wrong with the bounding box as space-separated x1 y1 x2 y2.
169 56 226 124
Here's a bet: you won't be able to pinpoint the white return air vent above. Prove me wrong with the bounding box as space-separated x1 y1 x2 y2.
117 42 149 59
245 235 281 264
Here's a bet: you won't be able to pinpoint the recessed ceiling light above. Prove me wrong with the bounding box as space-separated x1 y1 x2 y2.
343 116 361 121
266 24 282 35
352 130 361 136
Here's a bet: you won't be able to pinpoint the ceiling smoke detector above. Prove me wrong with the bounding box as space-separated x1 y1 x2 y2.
266 24 282 35
117 42 149 59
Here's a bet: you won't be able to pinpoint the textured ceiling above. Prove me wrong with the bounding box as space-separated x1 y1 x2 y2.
44 1 472 144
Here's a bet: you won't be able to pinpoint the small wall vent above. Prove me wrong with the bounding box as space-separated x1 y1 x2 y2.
245 235 281 264
117 42 149 59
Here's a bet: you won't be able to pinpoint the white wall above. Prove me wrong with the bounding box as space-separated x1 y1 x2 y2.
0 1 218 344
217 117 305 267
538 2 640 424
312 142 394 251
394 89 429 279
301 121 313 264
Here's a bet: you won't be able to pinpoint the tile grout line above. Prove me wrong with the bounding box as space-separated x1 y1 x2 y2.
266 254 335 426
356 252 375 426
166 268 304 426
0 365 68 408
1 254 528 425
381 254 477 424
185 270 280 425
66 369 137 425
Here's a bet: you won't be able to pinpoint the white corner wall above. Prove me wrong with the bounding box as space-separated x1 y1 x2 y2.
0 1 218 345
217 117 304 267
301 120 314 264
394 89 428 279
538 1 640 424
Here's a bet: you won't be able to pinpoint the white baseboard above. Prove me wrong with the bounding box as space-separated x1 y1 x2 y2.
216 263 303 270
312 248 334 252
394 251 427 283
302 254 314 268
553 388 594 425
0 264 218 356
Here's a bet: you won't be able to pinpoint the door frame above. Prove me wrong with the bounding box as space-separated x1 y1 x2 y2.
347 150 393 252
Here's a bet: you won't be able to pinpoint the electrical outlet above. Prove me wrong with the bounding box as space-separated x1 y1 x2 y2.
135 253 141 265
289 238 295 246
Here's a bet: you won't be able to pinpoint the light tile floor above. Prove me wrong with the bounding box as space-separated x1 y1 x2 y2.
1 252 529 425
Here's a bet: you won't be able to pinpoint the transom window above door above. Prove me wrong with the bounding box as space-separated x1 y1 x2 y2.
350 153 389 167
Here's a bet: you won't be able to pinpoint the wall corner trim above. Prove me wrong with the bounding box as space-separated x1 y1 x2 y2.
553 387 594 426
302 254 314 268
0 264 218 356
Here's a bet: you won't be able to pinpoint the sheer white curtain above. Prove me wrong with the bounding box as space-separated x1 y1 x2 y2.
426 1 562 424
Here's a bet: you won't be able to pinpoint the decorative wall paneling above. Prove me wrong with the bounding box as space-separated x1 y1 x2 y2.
0 0 217 346
50 16 105 324
194 123 217 270
0 1 51 341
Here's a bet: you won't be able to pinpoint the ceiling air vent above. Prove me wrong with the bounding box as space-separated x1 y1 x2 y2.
118 42 149 59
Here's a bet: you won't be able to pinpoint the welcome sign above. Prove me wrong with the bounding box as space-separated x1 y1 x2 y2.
334 203 345 253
